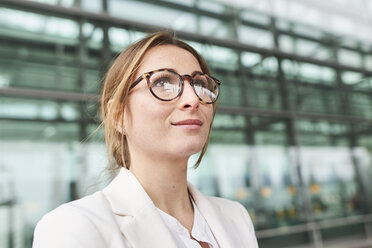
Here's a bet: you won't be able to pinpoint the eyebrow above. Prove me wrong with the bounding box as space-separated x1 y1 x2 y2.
163 68 203 75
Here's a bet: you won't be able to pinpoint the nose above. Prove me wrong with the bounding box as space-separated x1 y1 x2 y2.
179 77 199 110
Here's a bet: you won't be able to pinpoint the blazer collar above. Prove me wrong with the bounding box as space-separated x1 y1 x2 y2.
102 168 177 248
102 168 242 247
103 168 152 216
188 184 243 247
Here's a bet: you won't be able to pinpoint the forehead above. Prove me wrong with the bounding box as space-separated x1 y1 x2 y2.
137 45 202 76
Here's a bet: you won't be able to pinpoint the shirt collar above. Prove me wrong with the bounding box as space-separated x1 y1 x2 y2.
155 196 215 245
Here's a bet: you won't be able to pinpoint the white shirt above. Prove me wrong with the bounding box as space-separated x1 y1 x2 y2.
156 198 220 248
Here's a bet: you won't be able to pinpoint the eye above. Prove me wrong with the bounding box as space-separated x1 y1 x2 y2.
152 77 173 87
150 74 180 97
193 78 208 88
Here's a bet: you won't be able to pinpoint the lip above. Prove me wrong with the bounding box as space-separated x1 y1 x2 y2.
172 119 203 126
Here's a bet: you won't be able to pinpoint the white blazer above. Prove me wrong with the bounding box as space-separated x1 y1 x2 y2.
33 168 258 248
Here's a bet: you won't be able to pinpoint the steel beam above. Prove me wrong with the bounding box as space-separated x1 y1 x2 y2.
0 117 94 124
1 118 361 139
117 0 372 54
1 48 370 98
0 87 98 102
285 0 372 25
1 87 372 124
217 105 372 124
0 0 371 76
127 0 231 22
255 213 372 238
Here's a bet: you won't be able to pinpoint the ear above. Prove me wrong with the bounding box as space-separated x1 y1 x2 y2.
108 99 126 134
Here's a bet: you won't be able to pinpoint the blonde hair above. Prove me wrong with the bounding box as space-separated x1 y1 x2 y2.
100 31 217 172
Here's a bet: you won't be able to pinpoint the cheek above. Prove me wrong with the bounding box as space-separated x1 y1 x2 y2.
205 106 214 126
126 101 170 139
200 106 214 141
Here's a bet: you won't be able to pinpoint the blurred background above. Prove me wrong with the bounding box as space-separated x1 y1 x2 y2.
0 0 372 247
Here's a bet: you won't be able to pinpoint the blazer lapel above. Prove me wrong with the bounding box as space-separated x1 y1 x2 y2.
102 168 178 248
188 183 243 248
115 206 177 248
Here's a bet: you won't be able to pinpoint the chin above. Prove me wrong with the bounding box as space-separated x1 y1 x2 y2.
168 136 208 157
179 143 205 157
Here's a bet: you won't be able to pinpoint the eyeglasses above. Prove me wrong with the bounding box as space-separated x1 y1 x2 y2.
130 69 221 104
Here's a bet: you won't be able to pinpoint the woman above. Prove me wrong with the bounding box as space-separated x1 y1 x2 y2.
33 32 258 248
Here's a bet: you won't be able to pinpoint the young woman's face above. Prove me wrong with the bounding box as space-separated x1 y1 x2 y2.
124 45 214 162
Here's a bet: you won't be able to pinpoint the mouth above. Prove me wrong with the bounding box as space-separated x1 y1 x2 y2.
171 119 203 130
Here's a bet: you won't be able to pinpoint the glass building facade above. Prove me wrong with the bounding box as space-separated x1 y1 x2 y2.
0 0 372 247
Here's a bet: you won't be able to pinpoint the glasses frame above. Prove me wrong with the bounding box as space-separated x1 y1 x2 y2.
130 68 221 104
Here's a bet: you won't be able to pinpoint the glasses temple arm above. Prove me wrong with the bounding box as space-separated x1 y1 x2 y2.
130 75 144 90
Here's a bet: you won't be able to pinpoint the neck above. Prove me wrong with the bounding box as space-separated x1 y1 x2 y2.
129 152 193 216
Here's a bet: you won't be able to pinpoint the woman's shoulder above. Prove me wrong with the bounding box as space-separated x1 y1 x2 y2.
193 191 258 246
197 193 256 233
38 191 110 223
206 194 242 208
205 195 252 219
189 184 252 219
33 191 120 248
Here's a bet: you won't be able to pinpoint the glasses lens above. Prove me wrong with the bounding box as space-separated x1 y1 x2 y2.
149 71 181 100
192 74 219 103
